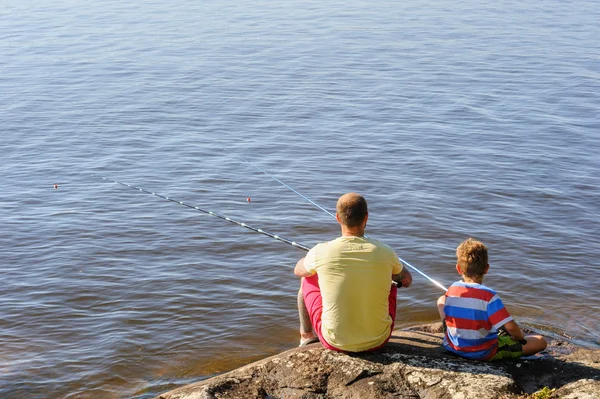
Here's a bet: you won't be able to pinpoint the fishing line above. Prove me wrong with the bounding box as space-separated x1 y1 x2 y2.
227 153 448 292
223 149 336 219
94 175 311 252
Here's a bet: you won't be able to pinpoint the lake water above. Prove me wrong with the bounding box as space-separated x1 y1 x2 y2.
1 0 599 398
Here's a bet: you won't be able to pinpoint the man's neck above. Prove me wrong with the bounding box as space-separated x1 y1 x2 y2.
341 226 365 237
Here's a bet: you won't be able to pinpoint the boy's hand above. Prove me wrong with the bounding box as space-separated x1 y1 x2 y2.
501 320 525 342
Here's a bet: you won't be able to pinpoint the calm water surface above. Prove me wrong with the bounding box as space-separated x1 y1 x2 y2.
1 0 599 398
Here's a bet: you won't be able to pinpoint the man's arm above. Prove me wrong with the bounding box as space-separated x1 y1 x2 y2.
294 257 314 278
392 267 413 287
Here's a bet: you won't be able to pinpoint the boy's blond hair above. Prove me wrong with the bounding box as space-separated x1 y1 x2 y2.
456 238 488 278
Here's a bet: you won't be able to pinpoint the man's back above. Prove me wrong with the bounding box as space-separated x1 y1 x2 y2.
295 192 411 352
308 236 401 351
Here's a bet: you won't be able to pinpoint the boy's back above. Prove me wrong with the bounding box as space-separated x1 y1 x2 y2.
442 280 512 360
437 238 547 361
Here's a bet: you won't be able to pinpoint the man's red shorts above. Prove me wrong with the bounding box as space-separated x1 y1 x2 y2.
301 274 398 352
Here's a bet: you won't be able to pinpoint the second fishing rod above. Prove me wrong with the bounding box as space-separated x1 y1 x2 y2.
226 150 448 292
96 164 447 292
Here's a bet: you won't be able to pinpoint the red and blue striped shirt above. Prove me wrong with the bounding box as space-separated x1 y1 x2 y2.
442 281 513 360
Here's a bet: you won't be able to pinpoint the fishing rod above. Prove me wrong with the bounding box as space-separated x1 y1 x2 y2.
93 175 404 287
227 153 448 292
94 175 311 252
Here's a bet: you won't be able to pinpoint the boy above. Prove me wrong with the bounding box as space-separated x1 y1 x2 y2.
437 238 547 360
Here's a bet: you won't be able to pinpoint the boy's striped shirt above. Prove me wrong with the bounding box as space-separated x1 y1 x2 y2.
443 281 512 360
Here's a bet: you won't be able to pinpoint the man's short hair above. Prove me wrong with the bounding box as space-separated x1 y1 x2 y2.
336 193 368 228
456 238 488 278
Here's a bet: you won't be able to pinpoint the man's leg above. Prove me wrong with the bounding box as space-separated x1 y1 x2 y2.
297 286 316 342
368 285 399 351
388 285 398 331
299 274 340 349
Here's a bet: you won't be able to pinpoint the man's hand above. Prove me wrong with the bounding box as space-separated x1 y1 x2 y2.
392 267 413 288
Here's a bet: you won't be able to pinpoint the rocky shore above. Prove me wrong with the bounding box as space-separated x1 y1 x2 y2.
154 324 600 399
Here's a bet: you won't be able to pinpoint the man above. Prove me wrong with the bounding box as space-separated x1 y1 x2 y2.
294 192 412 352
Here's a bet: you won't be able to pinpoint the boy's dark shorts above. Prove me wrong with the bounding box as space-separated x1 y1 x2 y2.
490 335 523 361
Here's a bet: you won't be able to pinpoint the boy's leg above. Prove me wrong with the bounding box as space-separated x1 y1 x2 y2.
436 295 447 332
522 335 547 356
491 335 523 360
492 334 547 360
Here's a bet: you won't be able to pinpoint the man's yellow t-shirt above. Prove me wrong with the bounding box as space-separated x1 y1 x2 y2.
304 236 403 352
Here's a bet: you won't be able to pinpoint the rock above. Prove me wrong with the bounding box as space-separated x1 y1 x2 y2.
154 324 600 399
555 379 600 399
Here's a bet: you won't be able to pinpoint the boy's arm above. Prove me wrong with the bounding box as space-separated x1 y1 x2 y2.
501 320 526 342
